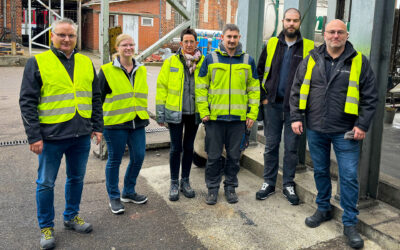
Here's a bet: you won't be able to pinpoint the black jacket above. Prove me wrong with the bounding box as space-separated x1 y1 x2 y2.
98 57 149 130
19 47 103 144
257 32 310 111
290 42 378 133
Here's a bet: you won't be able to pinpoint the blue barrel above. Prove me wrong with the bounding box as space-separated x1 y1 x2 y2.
200 37 208 55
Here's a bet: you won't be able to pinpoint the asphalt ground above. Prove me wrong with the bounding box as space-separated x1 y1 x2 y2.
0 60 391 249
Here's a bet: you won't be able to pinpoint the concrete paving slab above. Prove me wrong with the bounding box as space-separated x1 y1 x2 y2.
140 164 381 249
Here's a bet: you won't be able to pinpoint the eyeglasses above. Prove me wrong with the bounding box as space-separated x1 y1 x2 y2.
120 43 135 48
182 40 196 45
53 32 77 39
325 30 347 36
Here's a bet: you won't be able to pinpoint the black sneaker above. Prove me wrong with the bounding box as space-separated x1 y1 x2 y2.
256 183 275 200
121 193 148 204
205 189 218 205
344 225 364 249
225 189 238 204
180 178 195 198
283 185 300 205
169 180 179 201
109 198 125 214
305 209 333 228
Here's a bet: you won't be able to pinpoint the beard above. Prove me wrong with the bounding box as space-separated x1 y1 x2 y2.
283 27 300 38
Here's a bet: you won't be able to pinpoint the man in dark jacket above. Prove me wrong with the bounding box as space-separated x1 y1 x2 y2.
290 19 378 249
19 18 103 250
256 8 314 205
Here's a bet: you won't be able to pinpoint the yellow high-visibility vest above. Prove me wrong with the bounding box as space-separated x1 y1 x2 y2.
299 52 362 115
35 50 94 124
262 37 314 89
102 62 149 125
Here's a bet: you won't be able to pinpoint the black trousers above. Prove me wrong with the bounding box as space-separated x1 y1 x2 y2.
168 114 199 180
204 120 245 190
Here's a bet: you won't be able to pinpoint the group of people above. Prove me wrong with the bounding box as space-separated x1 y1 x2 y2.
19 7 378 250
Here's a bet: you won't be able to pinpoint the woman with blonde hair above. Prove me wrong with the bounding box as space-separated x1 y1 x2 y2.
99 34 149 214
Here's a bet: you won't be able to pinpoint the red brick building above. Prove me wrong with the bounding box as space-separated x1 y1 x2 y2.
0 0 23 42
82 0 238 52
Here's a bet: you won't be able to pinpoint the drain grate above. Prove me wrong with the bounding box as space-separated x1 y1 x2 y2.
0 140 29 147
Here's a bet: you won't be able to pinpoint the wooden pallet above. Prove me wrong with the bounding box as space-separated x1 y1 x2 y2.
0 42 24 56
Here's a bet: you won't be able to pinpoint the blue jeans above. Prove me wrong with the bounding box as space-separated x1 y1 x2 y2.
103 128 146 200
263 103 299 187
168 115 199 180
307 129 360 226
36 135 90 229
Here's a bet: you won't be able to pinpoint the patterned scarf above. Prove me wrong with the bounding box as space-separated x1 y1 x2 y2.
183 49 202 74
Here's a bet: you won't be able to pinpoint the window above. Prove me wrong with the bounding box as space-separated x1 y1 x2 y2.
141 17 153 27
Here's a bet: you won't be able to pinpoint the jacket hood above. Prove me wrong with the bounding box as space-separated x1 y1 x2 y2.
216 42 245 57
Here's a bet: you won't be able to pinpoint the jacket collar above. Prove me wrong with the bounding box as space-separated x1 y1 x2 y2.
112 56 143 74
51 45 77 59
313 41 357 62
216 42 245 57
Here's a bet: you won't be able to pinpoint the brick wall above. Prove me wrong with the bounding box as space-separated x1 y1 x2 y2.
83 0 160 52
82 0 238 52
0 0 23 42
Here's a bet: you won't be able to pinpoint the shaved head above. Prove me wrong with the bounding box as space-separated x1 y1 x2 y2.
324 19 349 54
325 19 347 32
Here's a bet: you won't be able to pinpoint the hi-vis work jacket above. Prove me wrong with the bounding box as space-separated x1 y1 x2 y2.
196 44 260 121
257 32 314 110
35 50 94 124
156 52 204 123
289 42 378 133
101 60 149 126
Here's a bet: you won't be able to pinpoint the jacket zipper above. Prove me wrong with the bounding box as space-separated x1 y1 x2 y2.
229 56 232 116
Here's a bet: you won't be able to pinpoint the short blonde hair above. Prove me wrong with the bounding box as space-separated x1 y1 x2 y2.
112 33 135 60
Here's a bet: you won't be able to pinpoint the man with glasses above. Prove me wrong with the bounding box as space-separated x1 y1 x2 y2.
19 18 103 250
290 19 377 249
256 8 314 205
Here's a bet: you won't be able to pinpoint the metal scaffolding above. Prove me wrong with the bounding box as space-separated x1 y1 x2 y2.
27 0 64 55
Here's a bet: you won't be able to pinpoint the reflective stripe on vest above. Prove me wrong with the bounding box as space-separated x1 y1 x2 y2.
262 37 315 89
35 50 94 124
208 52 252 118
102 62 149 125
299 52 362 115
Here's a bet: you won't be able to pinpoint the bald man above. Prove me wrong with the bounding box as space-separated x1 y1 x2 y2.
289 19 378 249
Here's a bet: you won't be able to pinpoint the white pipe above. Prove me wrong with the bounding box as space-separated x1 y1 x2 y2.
28 0 31 56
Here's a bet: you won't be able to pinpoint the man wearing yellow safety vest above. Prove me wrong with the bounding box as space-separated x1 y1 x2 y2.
196 24 260 205
156 28 204 202
19 18 103 250
290 20 377 249
256 8 314 205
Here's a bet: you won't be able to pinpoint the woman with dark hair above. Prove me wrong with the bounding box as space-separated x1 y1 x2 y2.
156 28 204 201
99 34 149 214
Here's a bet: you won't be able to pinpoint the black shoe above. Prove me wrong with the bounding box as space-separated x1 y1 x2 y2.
205 189 218 205
169 180 179 201
225 188 238 204
305 209 333 228
109 198 125 214
344 225 364 249
121 193 148 204
283 185 300 205
180 178 195 198
256 183 275 200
